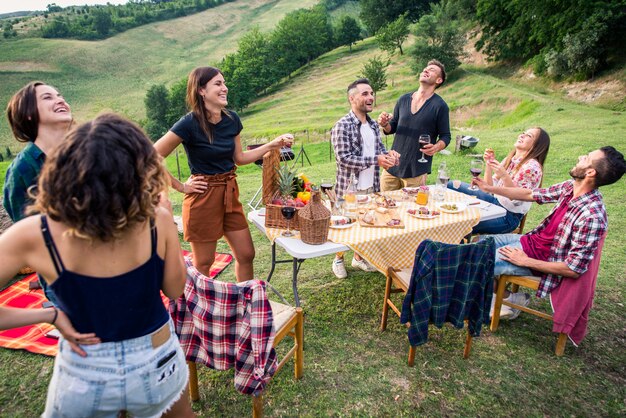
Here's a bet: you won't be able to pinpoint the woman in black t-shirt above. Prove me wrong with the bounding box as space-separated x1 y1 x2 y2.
155 67 293 280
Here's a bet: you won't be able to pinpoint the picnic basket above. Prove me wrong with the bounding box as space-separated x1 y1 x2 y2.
298 190 330 245
263 149 300 230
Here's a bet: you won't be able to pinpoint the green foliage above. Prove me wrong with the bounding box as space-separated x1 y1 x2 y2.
410 1 465 73
374 13 410 55
469 0 626 79
359 0 431 34
39 0 230 40
272 6 333 75
221 27 277 111
334 15 362 52
319 0 352 11
545 13 608 80
2 22 17 38
144 84 170 141
359 55 389 105
92 8 112 36
166 77 188 127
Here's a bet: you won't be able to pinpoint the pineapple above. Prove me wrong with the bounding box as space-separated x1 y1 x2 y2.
274 163 295 205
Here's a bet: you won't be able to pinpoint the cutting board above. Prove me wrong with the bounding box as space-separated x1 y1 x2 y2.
358 208 405 228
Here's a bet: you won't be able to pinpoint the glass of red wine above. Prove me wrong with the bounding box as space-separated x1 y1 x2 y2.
281 204 297 237
418 134 430 163
469 158 484 190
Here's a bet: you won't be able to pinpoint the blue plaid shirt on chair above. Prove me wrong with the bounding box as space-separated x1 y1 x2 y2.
331 110 387 198
400 239 495 347
3 142 45 222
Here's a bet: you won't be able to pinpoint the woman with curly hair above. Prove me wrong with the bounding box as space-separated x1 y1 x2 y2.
0 114 194 417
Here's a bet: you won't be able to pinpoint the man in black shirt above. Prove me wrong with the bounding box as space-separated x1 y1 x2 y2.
377 59 451 191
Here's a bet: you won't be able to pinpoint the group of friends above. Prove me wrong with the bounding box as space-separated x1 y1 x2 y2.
0 58 623 416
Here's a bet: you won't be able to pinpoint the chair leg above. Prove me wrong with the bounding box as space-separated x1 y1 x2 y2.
294 307 304 379
463 332 473 359
187 361 199 402
491 276 507 332
252 394 263 418
381 272 393 331
408 346 416 367
555 333 568 356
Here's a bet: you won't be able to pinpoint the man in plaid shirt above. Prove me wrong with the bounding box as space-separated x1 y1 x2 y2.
330 78 400 278
474 146 625 319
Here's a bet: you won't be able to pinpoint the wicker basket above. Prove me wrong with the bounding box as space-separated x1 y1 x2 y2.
263 149 301 230
298 190 331 245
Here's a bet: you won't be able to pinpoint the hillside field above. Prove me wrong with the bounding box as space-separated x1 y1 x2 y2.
0 1 626 416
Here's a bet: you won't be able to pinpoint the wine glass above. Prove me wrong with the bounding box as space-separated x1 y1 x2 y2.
320 179 334 193
281 205 297 237
418 134 430 163
469 158 484 190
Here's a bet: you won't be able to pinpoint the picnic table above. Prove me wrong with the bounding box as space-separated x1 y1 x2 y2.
249 189 506 306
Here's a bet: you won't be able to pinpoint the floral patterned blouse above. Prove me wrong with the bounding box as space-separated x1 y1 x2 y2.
494 157 543 189
493 157 543 214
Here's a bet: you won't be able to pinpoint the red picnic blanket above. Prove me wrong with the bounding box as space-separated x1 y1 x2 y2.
0 252 233 357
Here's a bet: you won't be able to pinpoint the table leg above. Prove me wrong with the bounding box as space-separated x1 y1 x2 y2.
266 242 277 282
292 257 304 307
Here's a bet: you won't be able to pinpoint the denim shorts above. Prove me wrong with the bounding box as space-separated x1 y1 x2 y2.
42 320 188 418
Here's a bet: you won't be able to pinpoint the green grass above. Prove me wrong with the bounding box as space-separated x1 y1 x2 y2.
0 0 320 151
1 5 626 417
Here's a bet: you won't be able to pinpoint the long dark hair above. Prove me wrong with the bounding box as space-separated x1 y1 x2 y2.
6 81 46 142
30 113 168 242
502 127 551 178
186 66 230 143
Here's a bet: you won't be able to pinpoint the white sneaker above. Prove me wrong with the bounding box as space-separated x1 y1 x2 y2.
489 293 515 319
351 257 377 272
332 258 347 279
503 292 531 320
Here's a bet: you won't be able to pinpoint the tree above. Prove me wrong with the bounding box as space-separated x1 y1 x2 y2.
359 55 390 106
469 0 625 79
410 1 466 73
335 16 362 52
144 84 170 141
375 14 410 55
92 8 112 36
166 77 188 127
2 22 17 38
271 7 333 77
359 0 431 34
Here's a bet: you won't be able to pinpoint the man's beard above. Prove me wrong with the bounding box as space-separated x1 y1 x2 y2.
569 166 586 180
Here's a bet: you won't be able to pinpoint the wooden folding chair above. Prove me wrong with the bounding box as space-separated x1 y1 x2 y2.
491 235 606 356
381 267 474 366
187 303 303 417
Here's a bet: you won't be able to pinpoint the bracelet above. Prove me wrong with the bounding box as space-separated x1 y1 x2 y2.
48 306 58 325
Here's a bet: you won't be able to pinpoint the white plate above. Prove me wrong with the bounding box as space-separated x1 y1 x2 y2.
401 187 420 195
437 202 467 213
407 211 440 220
329 215 355 229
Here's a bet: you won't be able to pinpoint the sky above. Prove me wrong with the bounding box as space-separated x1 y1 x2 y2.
0 0 129 15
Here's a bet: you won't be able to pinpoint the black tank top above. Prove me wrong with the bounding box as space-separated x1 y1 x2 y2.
43 216 169 342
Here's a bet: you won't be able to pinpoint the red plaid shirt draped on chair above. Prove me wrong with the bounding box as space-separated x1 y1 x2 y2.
169 257 277 395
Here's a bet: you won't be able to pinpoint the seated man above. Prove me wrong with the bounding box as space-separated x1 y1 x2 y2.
473 146 625 319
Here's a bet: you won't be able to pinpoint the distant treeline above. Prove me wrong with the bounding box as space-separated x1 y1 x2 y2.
39 0 235 40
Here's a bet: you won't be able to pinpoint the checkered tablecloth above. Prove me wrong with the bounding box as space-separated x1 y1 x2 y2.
262 190 480 273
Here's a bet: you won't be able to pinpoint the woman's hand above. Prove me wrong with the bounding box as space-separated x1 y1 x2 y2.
377 112 392 128
487 159 507 179
483 149 495 162
54 309 101 357
182 176 208 194
270 134 294 149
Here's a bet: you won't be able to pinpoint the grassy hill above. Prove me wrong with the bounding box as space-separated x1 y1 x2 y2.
0 0 319 149
1 4 626 416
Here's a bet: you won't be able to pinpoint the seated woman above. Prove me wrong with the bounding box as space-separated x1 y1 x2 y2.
449 127 550 234
0 114 194 417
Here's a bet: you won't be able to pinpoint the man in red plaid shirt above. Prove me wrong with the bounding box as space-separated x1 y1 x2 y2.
473 146 625 318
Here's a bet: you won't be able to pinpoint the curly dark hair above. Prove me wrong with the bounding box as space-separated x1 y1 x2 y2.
29 113 168 241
